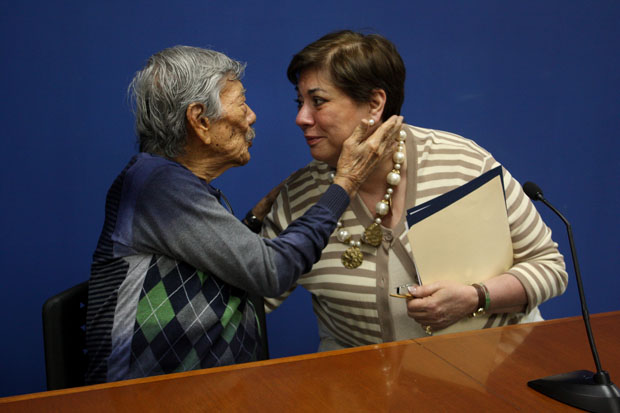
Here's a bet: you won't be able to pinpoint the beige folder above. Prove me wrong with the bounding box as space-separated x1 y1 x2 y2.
405 166 513 335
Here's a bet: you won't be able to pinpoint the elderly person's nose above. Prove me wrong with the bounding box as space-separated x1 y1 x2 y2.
247 105 257 125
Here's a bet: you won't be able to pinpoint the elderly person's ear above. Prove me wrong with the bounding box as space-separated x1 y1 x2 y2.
186 102 211 144
369 89 387 122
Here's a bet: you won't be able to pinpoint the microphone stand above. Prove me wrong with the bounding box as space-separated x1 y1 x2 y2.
524 183 620 412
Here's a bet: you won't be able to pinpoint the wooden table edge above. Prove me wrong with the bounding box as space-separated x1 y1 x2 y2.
2 310 617 403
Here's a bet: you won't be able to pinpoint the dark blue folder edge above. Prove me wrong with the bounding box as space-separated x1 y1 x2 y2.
406 166 506 228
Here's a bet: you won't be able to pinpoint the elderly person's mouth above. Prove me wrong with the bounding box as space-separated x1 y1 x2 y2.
245 127 256 144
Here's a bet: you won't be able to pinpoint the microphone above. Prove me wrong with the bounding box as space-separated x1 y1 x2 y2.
523 181 620 412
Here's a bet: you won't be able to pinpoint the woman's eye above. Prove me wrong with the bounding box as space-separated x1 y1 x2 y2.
312 97 326 106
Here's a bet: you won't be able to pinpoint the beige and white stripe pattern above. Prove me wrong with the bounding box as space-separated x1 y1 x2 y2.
262 124 567 348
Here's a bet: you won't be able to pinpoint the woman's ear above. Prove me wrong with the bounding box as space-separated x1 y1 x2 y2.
186 103 211 145
368 89 387 121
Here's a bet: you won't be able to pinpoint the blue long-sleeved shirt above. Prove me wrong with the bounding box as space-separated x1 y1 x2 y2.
85 153 349 383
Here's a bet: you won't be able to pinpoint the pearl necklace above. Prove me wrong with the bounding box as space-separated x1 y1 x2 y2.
332 129 407 269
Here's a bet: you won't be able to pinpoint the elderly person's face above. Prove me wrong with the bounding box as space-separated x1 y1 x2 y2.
295 68 371 168
208 78 257 166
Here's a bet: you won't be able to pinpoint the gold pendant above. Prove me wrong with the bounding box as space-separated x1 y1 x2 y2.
363 222 383 247
341 246 363 269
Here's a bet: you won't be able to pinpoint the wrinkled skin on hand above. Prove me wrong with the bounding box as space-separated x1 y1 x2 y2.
406 281 478 331
333 115 404 197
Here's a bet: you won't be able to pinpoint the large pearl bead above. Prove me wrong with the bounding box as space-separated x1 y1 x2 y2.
375 200 390 216
397 130 407 141
393 151 405 164
387 171 401 186
337 229 351 243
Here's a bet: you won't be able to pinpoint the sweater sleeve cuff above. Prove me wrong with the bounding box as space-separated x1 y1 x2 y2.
316 184 350 219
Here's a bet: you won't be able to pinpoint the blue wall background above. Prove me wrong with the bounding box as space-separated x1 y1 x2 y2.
1 1 618 397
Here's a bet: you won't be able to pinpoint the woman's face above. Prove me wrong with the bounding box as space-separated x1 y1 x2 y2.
295 68 370 167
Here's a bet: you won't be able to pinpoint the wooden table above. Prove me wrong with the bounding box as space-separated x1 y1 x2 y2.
2 312 619 412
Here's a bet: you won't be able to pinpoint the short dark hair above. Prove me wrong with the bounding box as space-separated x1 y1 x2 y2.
287 30 405 121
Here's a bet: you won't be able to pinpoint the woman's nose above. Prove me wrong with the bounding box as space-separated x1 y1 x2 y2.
295 104 314 129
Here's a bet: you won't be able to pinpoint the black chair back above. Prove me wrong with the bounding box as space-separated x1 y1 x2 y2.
42 281 88 390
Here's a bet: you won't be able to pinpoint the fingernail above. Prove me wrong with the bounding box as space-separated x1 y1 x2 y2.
407 285 416 294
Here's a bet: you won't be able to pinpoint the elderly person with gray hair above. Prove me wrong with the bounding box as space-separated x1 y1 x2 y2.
85 45 403 384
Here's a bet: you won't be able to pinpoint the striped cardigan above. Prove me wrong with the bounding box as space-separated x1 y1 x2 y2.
263 124 567 347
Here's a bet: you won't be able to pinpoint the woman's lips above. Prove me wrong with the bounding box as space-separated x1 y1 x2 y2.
305 136 323 146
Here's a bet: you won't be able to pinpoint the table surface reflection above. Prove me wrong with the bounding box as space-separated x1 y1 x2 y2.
1 311 618 412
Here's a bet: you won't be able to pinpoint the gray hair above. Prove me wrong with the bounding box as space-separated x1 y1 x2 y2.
128 46 246 158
